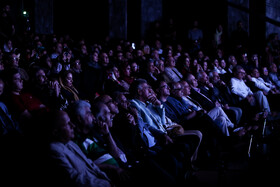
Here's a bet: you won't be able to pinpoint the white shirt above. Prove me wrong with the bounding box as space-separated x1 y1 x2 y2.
251 77 271 92
230 77 253 99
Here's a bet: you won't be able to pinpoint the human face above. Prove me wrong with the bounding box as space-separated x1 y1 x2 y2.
117 94 129 109
171 83 183 98
180 81 191 96
262 67 269 76
12 72 23 92
82 106 94 128
212 72 221 84
36 69 47 85
235 68 246 80
220 59 226 69
92 52 99 62
270 63 278 73
131 62 139 73
11 54 19 68
139 83 152 102
101 53 109 67
184 57 190 67
64 72 73 87
199 72 209 84
56 111 75 143
158 81 170 97
99 105 114 128
148 61 155 73
167 57 176 67
157 60 165 72
112 67 120 79
188 74 198 88
104 95 119 115
251 68 260 78
123 65 131 76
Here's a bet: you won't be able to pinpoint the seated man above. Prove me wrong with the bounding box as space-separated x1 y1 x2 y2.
128 78 194 184
145 89 203 169
69 100 131 186
45 110 112 187
249 67 280 112
91 96 180 186
230 65 272 120
154 79 224 162
178 80 235 136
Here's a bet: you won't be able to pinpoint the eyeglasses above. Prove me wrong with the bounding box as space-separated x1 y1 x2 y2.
172 87 182 91
160 85 169 89
237 71 246 74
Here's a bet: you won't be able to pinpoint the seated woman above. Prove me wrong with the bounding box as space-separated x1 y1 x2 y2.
58 70 80 104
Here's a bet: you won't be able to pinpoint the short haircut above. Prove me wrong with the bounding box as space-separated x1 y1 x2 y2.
129 78 147 98
72 100 91 118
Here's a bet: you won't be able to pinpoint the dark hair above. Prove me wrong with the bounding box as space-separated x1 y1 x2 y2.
129 78 147 98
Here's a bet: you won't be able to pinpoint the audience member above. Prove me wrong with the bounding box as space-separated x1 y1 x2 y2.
129 78 194 184
45 110 113 187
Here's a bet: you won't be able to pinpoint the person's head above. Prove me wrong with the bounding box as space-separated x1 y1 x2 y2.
155 80 170 98
6 68 24 93
112 91 130 110
233 65 246 80
92 101 113 128
91 51 99 63
59 70 73 88
129 78 152 102
165 56 176 68
146 59 156 74
251 68 260 78
155 59 165 72
261 66 269 76
220 59 226 69
228 55 237 67
130 61 139 75
179 80 191 97
33 68 48 86
196 71 209 85
71 58 82 71
120 62 131 77
99 52 110 67
7 52 20 68
47 110 75 143
269 63 278 73
185 73 198 88
71 100 94 131
95 94 119 115
209 70 221 84
169 81 183 98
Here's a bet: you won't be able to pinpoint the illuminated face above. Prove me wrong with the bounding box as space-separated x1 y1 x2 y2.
159 81 170 96
180 81 191 96
56 111 75 143
12 72 23 92
171 82 183 98
65 72 73 87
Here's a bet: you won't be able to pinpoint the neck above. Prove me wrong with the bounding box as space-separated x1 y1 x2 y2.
159 95 168 102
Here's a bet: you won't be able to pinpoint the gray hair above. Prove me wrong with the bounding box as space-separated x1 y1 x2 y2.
73 100 91 118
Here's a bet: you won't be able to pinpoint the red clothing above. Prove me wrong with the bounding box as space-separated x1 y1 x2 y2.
9 92 49 118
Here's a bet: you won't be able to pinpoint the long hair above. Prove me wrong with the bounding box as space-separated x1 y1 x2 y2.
58 70 79 101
